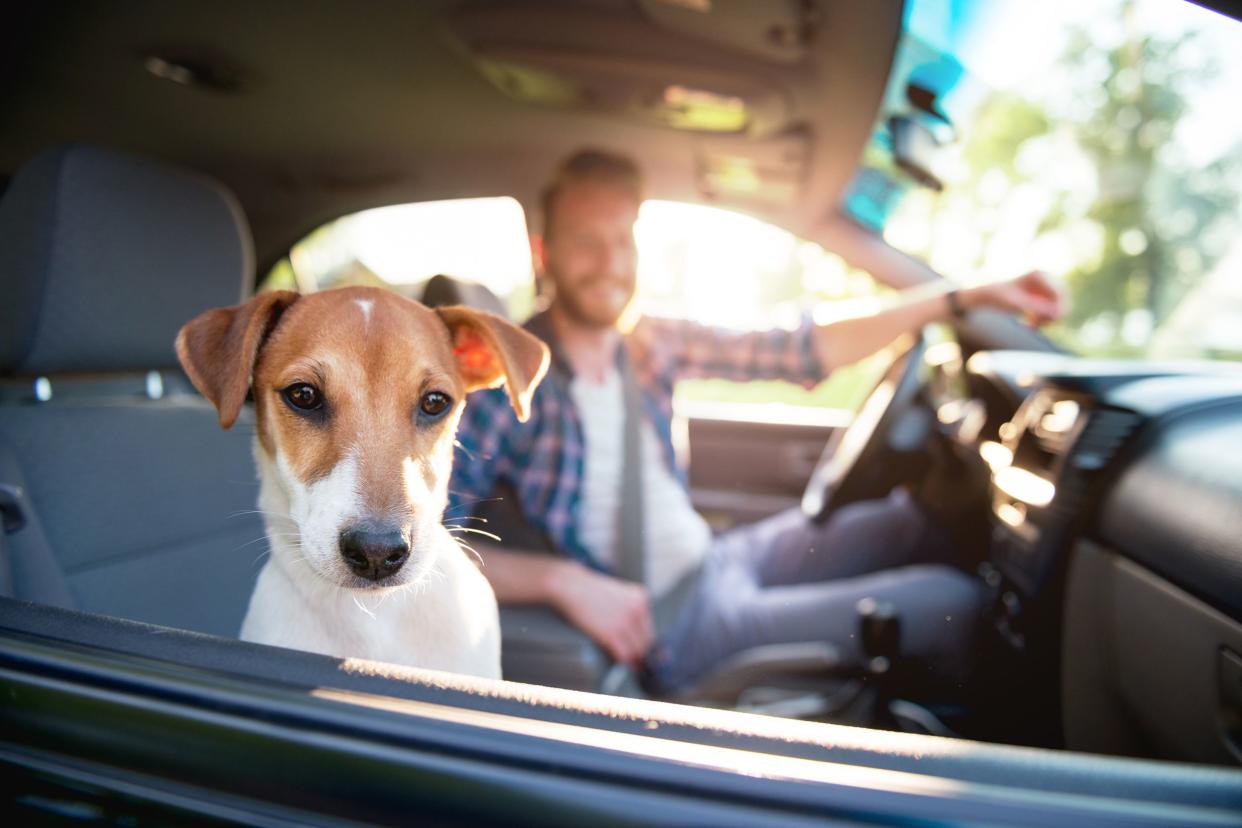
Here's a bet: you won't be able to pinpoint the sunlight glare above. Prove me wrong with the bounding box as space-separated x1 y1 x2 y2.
347 197 533 296
636 200 804 330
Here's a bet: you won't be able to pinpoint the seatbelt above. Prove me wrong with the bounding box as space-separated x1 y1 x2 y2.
615 350 701 637
616 349 646 586
602 350 705 695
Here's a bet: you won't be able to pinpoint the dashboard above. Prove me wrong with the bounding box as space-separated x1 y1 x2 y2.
924 344 1242 763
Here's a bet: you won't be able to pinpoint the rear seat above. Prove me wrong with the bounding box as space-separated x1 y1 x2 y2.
0 144 265 637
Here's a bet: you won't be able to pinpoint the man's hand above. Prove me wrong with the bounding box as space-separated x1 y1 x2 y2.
963 270 1065 326
814 269 1067 372
549 562 654 666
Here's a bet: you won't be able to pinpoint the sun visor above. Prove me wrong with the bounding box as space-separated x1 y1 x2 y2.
694 130 809 206
448 3 794 136
637 0 816 64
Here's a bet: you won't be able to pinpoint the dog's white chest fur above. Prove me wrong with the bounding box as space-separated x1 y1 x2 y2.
241 539 501 678
240 447 502 679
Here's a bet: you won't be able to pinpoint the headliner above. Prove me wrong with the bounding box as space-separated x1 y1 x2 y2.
3 0 903 274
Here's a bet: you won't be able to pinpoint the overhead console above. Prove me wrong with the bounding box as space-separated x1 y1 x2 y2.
444 0 830 209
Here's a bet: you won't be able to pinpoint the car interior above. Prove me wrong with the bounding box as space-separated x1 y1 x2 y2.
3 0 1242 823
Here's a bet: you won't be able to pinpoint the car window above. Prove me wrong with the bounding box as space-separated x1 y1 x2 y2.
843 0 1242 362
264 199 892 417
261 197 538 320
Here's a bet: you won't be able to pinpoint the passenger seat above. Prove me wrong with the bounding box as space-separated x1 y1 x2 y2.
0 144 265 637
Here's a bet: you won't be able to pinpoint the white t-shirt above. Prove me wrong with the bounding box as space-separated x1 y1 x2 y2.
570 369 712 598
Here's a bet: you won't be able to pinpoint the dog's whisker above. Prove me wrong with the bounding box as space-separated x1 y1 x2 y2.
451 537 486 568
351 594 377 620
238 535 300 558
444 526 502 543
238 531 299 544
442 495 503 514
234 532 301 558
227 508 296 521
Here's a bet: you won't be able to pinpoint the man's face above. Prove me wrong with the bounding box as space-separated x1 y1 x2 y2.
541 181 640 329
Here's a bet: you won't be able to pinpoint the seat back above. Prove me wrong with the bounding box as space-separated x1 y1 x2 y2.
0 145 264 637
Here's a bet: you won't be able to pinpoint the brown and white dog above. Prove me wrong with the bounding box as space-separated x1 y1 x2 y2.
176 286 548 678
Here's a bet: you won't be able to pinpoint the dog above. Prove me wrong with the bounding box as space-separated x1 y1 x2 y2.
175 286 549 679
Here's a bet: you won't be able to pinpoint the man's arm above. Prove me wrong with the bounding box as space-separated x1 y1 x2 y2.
642 270 1063 385
472 541 654 667
813 271 1063 372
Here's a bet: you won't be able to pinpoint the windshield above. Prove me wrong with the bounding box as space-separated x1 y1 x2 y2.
844 0 1242 360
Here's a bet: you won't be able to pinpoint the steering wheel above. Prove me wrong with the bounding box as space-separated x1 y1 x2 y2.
801 328 934 523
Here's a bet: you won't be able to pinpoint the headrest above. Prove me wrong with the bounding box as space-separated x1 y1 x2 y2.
0 145 253 375
421 274 511 320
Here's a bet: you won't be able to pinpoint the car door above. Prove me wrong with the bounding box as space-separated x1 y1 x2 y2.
684 405 845 530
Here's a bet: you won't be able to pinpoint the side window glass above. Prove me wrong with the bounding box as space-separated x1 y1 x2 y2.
258 197 535 321
637 201 892 415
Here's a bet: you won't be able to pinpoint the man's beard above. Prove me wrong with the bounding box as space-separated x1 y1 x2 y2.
549 271 636 330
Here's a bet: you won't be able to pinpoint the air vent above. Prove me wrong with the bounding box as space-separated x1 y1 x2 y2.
1050 407 1141 519
1067 408 1141 472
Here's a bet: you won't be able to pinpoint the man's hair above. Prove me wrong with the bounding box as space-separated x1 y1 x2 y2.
539 149 644 239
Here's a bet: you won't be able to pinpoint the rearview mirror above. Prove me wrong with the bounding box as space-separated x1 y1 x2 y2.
889 115 945 192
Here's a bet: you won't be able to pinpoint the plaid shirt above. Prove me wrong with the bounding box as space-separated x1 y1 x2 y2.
447 310 827 572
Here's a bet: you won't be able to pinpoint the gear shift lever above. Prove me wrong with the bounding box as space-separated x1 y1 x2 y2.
850 597 901 729
858 596 900 675
851 597 959 737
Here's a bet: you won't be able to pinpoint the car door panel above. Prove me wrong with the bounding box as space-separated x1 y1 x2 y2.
683 411 846 530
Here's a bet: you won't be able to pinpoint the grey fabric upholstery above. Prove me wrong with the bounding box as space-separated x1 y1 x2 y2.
499 605 612 691
0 144 252 375
0 144 263 637
0 440 73 606
1 401 263 635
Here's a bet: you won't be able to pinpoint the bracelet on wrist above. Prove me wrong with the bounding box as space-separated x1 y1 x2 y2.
946 288 967 319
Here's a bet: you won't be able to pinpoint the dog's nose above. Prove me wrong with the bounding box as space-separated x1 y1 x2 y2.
339 528 410 581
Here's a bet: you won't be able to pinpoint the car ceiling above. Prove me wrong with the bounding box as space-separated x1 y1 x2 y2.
3 0 902 274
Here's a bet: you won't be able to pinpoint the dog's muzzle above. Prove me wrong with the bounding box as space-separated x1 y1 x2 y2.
339 526 410 581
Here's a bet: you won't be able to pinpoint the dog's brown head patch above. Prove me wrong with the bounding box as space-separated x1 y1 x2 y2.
176 287 549 526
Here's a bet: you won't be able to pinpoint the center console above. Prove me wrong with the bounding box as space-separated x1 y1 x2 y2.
963 355 1151 651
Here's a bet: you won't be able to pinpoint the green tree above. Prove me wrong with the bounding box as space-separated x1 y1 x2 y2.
1056 8 1240 351
892 0 1241 357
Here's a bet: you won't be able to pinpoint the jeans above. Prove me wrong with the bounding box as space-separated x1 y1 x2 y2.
647 489 985 692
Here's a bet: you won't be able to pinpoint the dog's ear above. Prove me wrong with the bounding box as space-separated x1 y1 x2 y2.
436 306 550 422
176 291 300 430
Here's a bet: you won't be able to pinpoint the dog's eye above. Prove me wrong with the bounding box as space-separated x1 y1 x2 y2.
283 383 323 412
419 391 451 418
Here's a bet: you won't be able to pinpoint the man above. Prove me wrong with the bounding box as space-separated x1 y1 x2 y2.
449 149 1062 692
